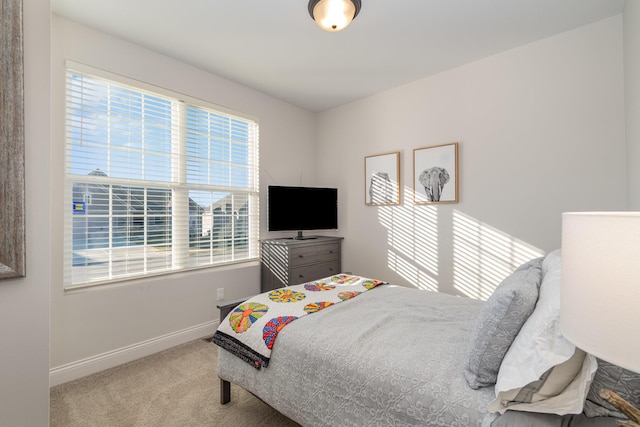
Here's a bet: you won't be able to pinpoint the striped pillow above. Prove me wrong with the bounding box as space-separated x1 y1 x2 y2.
498 349 586 407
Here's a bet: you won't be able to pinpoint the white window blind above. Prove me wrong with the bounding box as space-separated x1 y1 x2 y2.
64 64 259 288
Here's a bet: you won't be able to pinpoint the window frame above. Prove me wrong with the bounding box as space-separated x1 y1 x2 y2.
63 62 260 289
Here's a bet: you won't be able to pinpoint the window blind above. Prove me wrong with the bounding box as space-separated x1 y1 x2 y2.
64 65 259 288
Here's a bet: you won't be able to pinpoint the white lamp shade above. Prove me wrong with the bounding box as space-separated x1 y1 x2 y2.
312 0 357 32
560 212 640 373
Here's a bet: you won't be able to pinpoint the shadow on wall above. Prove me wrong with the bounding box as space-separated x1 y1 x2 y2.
377 186 544 300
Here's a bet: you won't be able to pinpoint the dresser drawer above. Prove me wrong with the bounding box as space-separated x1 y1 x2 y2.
290 260 341 285
289 243 340 267
260 237 343 292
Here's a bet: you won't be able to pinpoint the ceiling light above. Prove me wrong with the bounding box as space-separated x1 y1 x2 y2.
308 0 361 32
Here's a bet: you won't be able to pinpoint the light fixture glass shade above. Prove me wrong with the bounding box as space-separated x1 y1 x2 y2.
560 212 640 374
311 0 359 32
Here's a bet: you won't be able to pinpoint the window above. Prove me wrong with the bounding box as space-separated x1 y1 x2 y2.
64 63 259 288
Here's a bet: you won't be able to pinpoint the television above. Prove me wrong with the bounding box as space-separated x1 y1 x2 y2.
268 186 338 240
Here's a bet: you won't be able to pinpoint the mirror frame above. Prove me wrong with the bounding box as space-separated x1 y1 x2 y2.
0 0 26 279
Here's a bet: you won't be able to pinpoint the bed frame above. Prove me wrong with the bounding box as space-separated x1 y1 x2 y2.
216 297 248 405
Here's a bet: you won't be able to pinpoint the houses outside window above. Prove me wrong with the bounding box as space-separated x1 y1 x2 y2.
64 63 259 288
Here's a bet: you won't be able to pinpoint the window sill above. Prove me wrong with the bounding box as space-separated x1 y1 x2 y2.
63 258 259 294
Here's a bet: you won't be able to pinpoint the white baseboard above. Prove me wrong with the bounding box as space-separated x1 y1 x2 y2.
49 320 219 387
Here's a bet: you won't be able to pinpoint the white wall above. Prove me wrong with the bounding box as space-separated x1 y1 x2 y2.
49 16 317 383
625 0 640 210
316 16 627 299
0 0 51 425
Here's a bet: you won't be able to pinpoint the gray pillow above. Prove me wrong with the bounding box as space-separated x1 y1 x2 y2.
464 257 543 389
584 358 640 418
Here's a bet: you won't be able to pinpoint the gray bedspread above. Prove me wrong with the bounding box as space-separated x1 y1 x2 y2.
217 285 496 426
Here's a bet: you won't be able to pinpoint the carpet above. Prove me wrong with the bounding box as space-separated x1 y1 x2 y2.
50 339 300 427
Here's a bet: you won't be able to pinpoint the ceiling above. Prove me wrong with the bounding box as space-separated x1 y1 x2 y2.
51 0 625 112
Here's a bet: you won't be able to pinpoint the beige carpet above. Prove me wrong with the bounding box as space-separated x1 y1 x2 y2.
50 339 300 427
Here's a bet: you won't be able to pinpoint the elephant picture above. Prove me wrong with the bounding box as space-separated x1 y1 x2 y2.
364 152 400 205
418 167 449 202
413 142 458 204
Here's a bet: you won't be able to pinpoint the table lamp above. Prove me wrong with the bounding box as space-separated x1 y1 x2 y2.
561 212 640 426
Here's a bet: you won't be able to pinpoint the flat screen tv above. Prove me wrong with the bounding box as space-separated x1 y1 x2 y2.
268 186 338 240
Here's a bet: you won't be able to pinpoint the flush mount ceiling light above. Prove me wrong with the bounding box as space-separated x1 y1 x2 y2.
308 0 362 32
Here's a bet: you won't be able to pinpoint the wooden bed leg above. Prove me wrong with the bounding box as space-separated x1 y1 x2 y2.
220 379 231 404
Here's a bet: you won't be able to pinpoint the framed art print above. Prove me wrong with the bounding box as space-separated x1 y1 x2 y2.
364 152 400 206
413 142 458 204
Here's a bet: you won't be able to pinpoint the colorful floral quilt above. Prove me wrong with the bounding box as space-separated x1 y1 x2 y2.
212 274 386 369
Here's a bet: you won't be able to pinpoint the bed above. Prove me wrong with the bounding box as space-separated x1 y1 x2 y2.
214 251 636 426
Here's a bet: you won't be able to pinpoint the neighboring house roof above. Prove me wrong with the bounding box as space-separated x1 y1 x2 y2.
204 193 247 214
75 169 203 213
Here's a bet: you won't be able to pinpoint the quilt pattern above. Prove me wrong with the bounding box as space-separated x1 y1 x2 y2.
212 274 386 369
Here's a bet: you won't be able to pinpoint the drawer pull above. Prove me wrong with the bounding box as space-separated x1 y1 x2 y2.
298 255 304 258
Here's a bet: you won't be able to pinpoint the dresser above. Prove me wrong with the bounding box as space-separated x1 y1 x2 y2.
260 236 343 292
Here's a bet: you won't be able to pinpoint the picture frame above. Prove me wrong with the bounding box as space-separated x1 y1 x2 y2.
413 142 458 204
0 0 26 279
364 152 400 206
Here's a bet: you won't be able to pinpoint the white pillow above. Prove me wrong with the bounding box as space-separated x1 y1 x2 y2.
488 250 597 415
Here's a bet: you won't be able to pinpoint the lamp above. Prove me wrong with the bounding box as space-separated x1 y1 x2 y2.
561 212 640 425
308 0 361 32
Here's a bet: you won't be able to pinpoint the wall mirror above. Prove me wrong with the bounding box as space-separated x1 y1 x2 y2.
0 0 26 279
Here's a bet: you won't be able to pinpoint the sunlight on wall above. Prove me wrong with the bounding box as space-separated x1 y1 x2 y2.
452 210 544 300
376 186 544 299
387 249 439 291
378 187 439 291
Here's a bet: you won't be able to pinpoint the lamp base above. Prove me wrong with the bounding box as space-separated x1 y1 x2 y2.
599 389 640 427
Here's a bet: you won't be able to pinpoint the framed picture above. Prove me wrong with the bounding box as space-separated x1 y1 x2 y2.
413 142 458 204
364 152 400 206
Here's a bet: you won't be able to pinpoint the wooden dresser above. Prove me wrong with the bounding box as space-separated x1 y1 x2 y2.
260 236 343 292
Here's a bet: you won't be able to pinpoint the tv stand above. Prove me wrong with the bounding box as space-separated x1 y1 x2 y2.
293 231 316 240
260 236 343 292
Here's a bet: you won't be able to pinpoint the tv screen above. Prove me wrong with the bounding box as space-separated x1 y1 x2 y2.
268 186 338 238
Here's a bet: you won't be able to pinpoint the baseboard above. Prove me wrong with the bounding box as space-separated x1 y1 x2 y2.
49 320 219 387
